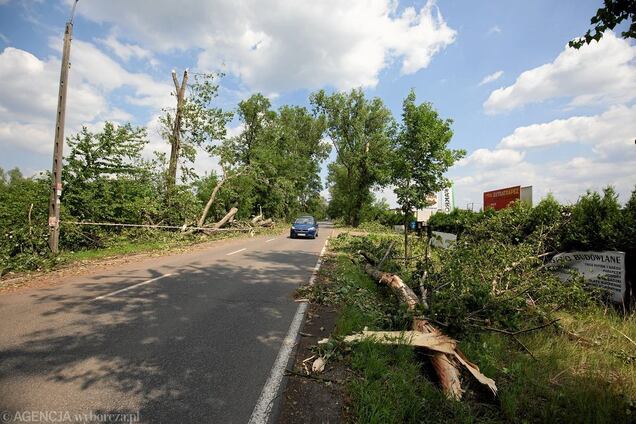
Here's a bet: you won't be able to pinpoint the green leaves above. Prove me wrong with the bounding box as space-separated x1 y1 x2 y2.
390 90 464 214
569 0 636 48
312 89 394 226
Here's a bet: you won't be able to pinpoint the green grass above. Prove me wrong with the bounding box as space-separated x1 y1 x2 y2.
61 224 287 263
61 238 176 262
1 224 287 281
311 234 636 424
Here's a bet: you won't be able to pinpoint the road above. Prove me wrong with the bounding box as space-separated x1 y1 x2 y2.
0 223 332 423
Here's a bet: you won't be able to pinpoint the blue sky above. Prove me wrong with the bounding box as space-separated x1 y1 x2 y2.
0 0 634 209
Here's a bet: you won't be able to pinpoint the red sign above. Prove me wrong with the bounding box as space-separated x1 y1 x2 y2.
483 186 521 211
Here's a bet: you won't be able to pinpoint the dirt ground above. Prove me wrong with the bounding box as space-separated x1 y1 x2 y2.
276 301 349 424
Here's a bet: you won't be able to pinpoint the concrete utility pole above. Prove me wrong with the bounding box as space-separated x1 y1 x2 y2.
48 0 78 254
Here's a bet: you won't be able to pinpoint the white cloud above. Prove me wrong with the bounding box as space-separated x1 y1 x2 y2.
452 156 636 209
0 40 171 156
72 0 456 91
478 70 503 86
457 148 525 168
451 103 636 208
0 33 9 45
487 25 501 34
97 33 158 66
498 104 636 159
484 32 636 114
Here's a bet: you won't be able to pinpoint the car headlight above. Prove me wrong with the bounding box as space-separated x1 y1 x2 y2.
291 226 296 230
308 227 315 231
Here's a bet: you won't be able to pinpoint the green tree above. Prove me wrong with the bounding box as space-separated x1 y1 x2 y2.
61 123 178 236
311 89 393 226
0 168 50 275
570 0 636 48
390 90 464 260
218 94 329 221
562 187 622 251
160 73 231 186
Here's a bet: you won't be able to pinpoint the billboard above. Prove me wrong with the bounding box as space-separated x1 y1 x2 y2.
440 185 455 213
483 185 533 211
416 185 455 222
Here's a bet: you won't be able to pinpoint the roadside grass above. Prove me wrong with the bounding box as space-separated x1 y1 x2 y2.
61 223 287 263
1 224 286 283
305 233 636 423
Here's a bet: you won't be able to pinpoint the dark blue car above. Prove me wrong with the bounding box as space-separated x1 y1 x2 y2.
290 216 319 239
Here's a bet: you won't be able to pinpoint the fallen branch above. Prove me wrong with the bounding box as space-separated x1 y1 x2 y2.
610 326 636 348
258 218 273 227
470 319 561 337
377 241 395 269
357 252 497 400
213 207 238 229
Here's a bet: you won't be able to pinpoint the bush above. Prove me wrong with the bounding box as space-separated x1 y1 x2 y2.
0 170 54 275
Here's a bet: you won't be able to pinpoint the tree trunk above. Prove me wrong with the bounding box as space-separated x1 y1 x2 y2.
403 210 409 267
213 207 238 229
359 255 496 400
197 179 224 227
167 70 189 191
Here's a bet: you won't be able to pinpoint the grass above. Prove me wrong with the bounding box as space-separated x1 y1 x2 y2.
61 224 287 263
307 232 636 423
1 224 287 282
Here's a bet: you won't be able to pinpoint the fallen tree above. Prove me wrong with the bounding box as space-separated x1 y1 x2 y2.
258 218 273 227
212 207 238 229
354 249 497 400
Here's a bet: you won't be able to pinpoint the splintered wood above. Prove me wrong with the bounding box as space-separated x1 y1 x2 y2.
356 253 498 400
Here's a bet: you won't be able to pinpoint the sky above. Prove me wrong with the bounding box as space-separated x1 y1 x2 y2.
0 0 634 210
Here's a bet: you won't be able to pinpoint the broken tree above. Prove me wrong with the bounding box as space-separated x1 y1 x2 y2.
167 69 188 191
356 250 497 400
213 207 238 229
196 165 242 227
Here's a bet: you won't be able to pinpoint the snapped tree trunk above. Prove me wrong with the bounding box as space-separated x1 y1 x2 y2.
359 254 496 400
213 207 238 229
167 69 189 192
197 179 224 227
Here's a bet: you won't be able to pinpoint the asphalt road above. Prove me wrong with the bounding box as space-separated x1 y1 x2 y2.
0 223 332 423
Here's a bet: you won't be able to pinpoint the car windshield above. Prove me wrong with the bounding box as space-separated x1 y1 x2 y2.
294 217 314 225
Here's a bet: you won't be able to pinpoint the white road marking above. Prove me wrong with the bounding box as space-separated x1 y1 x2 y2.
265 238 277 243
248 232 331 424
92 273 174 301
226 248 246 256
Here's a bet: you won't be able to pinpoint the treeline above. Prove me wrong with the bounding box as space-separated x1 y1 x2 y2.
429 186 636 257
0 74 336 275
316 89 464 227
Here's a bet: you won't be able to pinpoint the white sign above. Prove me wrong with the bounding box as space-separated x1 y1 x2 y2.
416 208 436 223
430 231 457 249
549 251 626 303
441 186 454 213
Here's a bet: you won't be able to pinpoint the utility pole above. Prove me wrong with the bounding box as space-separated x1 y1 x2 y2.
48 0 78 254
